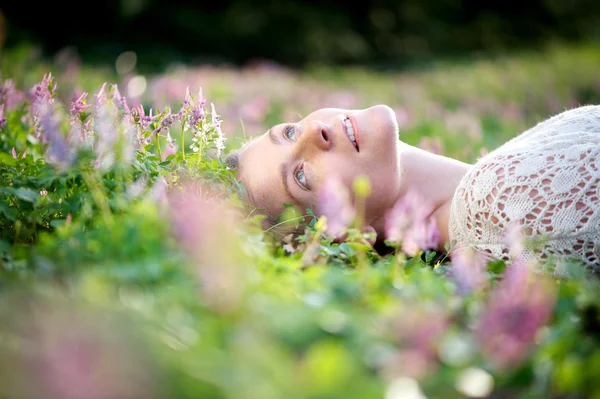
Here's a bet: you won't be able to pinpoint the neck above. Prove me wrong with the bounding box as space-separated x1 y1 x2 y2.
372 143 472 250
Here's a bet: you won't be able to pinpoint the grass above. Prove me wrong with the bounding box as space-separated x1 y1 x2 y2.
1 40 600 399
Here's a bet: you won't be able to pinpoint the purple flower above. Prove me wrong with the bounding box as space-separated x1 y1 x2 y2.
0 296 160 399
93 82 108 107
179 87 205 129
29 74 57 139
40 104 74 170
153 108 174 137
168 181 244 313
385 189 440 256
449 247 487 295
111 84 130 114
69 92 91 115
504 221 525 258
475 257 556 370
382 305 448 380
0 79 25 111
0 104 6 129
317 175 356 238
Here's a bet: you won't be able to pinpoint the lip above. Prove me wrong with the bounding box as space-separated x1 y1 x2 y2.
341 115 360 152
349 115 360 151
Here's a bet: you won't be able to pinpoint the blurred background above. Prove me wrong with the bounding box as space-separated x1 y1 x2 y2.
2 0 600 70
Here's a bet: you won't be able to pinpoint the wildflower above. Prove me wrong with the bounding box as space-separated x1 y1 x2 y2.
0 79 25 111
179 87 205 129
317 175 356 238
11 146 17 160
385 189 440 256
69 92 91 115
211 102 226 156
0 294 160 399
93 82 108 108
111 84 130 114
153 108 174 137
449 247 488 295
168 181 244 313
474 257 556 370
93 95 119 170
0 104 6 129
40 188 48 196
382 304 448 380
29 73 57 139
504 221 525 258
39 103 74 170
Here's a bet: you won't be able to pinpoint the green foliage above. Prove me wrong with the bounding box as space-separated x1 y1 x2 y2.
1 45 600 399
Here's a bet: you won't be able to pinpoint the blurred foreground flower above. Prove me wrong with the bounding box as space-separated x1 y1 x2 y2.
0 290 162 399
449 247 488 295
168 181 246 313
475 257 556 370
381 304 449 380
385 189 440 256
317 175 356 238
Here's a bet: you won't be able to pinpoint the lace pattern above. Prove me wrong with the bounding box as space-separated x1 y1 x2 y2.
449 105 600 274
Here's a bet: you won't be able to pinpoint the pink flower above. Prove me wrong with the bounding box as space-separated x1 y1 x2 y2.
475 257 556 369
317 175 356 238
384 189 440 256
167 182 244 313
382 305 448 380
0 104 6 129
0 79 25 111
69 92 91 115
449 247 488 294
0 295 159 399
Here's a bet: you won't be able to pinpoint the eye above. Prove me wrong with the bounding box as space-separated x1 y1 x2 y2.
295 165 308 189
283 125 296 141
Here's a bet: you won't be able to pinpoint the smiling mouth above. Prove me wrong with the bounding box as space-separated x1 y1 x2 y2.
343 117 359 151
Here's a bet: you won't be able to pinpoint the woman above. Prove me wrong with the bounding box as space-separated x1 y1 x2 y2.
225 104 600 271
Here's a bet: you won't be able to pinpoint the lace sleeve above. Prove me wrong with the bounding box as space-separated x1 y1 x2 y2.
449 105 600 273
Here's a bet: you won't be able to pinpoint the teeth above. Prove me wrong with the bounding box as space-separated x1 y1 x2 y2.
344 118 357 148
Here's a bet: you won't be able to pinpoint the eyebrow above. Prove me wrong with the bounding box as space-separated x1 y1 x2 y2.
268 128 279 144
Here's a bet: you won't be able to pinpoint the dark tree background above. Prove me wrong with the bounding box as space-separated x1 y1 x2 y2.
1 0 599 71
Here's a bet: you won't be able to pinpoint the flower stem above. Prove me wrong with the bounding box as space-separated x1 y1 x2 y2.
181 116 186 161
81 169 113 227
155 133 162 161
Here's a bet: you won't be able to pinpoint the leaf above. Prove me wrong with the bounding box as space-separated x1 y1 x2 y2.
4 187 39 203
0 153 17 166
487 260 507 274
425 250 437 263
0 239 10 254
339 243 356 257
0 201 17 221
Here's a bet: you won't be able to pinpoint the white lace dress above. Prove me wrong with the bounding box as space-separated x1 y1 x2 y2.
449 105 600 274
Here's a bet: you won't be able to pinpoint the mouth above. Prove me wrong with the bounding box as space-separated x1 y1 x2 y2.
342 116 359 152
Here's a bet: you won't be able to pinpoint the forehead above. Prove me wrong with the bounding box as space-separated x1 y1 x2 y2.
237 133 289 217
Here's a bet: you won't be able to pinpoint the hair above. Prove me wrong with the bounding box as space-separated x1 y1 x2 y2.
223 150 308 242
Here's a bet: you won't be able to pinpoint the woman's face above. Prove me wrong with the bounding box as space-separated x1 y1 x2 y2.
237 105 402 226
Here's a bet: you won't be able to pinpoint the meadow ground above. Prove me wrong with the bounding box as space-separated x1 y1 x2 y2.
1 42 600 399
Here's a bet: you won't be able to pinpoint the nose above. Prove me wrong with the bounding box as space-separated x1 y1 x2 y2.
305 120 331 151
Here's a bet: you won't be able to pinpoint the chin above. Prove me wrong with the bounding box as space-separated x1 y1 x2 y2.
359 104 399 152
